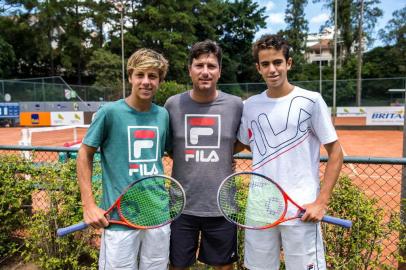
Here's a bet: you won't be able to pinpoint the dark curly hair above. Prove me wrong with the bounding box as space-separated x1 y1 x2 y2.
252 34 291 63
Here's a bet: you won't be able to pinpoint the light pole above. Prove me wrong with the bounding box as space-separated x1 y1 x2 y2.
319 36 322 96
332 0 338 124
356 0 364 107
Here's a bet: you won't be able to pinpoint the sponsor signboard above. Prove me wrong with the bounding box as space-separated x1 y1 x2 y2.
336 107 367 117
366 106 404 126
20 112 51 126
50 112 84 125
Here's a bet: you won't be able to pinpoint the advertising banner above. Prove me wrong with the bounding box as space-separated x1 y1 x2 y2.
366 106 404 126
20 112 51 126
336 107 367 117
50 112 84 126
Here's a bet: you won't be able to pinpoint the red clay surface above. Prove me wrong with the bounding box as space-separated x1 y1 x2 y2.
335 130 402 157
2 117 403 158
0 127 87 147
333 116 366 126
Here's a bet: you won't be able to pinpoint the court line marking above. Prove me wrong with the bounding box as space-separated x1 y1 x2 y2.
341 144 359 176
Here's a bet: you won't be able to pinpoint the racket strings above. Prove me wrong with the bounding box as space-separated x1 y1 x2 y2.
219 173 286 228
120 177 184 227
265 196 285 217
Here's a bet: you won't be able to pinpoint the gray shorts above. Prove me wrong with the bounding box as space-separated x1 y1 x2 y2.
244 223 326 270
99 225 170 270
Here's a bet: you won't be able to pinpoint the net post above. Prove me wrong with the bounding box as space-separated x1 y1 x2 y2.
18 128 32 160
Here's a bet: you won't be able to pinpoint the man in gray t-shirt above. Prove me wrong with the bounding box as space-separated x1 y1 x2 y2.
165 40 243 270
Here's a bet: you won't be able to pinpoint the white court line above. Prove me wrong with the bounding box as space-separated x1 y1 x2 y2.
341 144 359 176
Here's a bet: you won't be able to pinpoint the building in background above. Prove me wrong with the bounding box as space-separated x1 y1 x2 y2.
305 27 337 66
305 27 366 66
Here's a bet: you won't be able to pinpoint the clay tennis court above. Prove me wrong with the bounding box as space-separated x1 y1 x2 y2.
0 119 402 157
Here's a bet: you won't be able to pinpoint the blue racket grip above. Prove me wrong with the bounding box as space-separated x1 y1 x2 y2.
57 221 88 237
322 215 352 228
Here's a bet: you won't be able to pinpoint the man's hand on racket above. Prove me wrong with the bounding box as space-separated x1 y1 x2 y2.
83 203 109 229
301 200 328 223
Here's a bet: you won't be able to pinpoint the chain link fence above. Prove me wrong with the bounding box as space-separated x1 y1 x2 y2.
217 77 406 107
1 77 405 106
0 145 405 268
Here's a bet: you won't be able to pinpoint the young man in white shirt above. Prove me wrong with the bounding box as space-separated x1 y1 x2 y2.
238 34 343 270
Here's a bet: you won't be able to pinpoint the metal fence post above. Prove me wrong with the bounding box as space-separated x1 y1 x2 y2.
400 89 406 270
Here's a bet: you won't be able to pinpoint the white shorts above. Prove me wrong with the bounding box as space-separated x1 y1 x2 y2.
99 225 170 270
244 223 326 270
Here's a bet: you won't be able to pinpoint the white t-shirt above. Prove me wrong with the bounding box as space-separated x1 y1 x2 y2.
238 86 338 225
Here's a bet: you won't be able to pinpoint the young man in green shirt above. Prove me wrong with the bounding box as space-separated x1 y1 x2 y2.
77 48 171 269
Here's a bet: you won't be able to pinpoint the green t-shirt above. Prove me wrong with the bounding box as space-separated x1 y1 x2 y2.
83 99 170 230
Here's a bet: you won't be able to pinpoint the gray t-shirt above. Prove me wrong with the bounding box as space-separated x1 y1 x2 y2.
164 91 243 216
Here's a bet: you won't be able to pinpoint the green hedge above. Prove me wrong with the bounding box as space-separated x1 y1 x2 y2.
154 81 187 106
324 176 405 269
235 175 405 270
0 155 100 269
0 154 404 269
0 155 33 258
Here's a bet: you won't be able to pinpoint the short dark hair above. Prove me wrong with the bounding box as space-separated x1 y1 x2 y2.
188 39 222 68
252 34 291 63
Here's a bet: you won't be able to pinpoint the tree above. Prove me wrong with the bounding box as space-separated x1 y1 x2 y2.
57 0 95 84
0 0 268 86
0 0 95 82
87 49 122 90
284 0 309 80
129 0 199 83
34 0 66 77
313 0 382 107
377 7 406 76
218 0 267 83
0 5 50 78
0 36 15 78
126 0 266 84
379 6 406 47
86 0 112 49
313 0 382 58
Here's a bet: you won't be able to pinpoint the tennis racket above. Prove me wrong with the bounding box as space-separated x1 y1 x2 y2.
57 174 186 237
217 172 352 230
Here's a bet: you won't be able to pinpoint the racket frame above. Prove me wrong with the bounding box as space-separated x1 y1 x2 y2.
217 171 352 229
57 174 186 236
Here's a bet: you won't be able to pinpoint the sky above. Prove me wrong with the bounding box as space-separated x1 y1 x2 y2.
254 0 405 48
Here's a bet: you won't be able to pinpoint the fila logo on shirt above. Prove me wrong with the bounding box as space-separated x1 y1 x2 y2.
184 114 220 162
247 96 314 170
128 126 159 176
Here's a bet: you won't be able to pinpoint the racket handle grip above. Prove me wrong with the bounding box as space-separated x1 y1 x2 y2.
322 215 352 228
57 221 88 237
